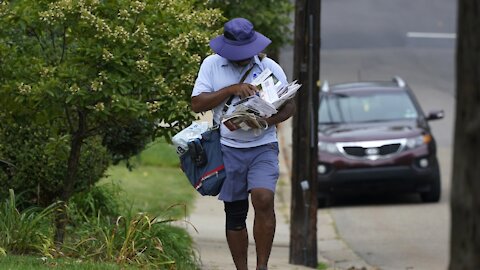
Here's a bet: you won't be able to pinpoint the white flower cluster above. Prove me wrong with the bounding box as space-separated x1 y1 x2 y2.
190 54 201 65
167 33 190 55
18 83 32 94
147 101 161 113
133 23 152 45
154 75 165 86
39 0 101 25
112 26 130 44
135 59 151 73
195 8 224 28
90 71 108 92
117 9 130 20
39 0 73 24
39 67 55 78
180 72 195 85
102 48 114 61
94 102 105 111
111 95 120 103
90 80 103 92
130 1 146 14
90 72 108 91
69 83 80 94
98 71 108 81
0 1 8 16
79 8 133 44
79 7 113 38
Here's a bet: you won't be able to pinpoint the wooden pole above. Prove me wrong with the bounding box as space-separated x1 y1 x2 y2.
289 0 321 267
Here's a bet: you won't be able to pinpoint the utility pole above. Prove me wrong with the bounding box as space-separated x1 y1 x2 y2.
289 0 321 268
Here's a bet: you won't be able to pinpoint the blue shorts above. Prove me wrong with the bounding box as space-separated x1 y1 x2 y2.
219 143 280 202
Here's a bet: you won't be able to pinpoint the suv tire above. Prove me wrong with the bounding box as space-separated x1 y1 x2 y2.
420 162 441 203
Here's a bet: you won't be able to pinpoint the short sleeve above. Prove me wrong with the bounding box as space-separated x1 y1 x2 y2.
192 57 214 97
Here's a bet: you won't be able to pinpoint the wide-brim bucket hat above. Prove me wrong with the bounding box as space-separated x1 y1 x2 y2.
210 18 271 61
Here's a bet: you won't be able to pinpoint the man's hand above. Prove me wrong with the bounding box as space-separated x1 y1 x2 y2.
223 119 240 131
231 83 258 99
223 115 268 131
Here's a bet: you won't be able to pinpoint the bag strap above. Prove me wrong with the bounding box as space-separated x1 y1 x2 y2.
221 54 266 115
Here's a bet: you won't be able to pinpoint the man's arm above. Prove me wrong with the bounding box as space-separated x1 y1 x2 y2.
265 99 296 127
191 83 258 113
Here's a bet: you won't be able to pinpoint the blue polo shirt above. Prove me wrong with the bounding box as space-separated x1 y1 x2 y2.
192 54 288 148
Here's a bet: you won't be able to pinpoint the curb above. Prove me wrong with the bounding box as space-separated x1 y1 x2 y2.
276 121 375 270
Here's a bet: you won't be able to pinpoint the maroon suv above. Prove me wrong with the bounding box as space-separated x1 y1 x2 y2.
317 77 444 207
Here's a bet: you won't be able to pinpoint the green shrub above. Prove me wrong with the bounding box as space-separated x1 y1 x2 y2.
0 121 110 208
102 118 155 169
67 182 123 222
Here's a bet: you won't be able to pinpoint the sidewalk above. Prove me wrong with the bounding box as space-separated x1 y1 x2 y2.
184 119 375 270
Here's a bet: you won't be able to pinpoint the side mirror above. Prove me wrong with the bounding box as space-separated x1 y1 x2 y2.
426 110 444 121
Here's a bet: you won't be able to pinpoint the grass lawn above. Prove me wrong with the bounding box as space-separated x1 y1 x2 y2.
100 139 197 218
0 255 138 270
103 165 195 218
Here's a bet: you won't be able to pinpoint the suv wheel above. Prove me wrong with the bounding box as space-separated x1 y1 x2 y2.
318 193 333 208
420 163 441 203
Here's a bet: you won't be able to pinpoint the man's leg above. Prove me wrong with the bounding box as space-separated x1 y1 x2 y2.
226 229 249 270
225 199 250 270
251 188 276 270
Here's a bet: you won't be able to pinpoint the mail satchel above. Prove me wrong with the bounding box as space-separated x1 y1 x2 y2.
179 127 224 196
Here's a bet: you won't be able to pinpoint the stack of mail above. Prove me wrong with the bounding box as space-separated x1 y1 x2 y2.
222 68 302 130
250 68 301 111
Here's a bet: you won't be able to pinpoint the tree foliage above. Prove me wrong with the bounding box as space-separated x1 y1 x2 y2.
0 0 223 206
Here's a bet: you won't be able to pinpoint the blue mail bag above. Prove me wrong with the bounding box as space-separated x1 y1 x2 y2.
179 128 225 196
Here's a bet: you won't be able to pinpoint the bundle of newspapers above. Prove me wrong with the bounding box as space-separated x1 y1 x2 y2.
222 68 302 131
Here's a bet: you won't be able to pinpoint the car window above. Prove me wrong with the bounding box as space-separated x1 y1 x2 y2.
319 91 418 124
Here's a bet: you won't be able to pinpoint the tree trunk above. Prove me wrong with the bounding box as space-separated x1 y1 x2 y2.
449 1 480 269
54 110 87 246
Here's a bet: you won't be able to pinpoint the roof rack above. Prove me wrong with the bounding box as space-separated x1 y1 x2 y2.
393 76 406 88
321 80 329 92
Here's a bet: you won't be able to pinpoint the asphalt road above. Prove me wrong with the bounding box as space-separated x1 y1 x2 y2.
280 0 456 269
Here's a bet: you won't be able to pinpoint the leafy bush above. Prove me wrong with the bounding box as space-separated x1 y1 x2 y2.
0 120 110 207
67 182 123 221
102 118 155 169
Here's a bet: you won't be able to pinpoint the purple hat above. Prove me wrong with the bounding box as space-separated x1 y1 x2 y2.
210 18 271 61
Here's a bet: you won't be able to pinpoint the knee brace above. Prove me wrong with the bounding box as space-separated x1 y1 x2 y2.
224 199 249 231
